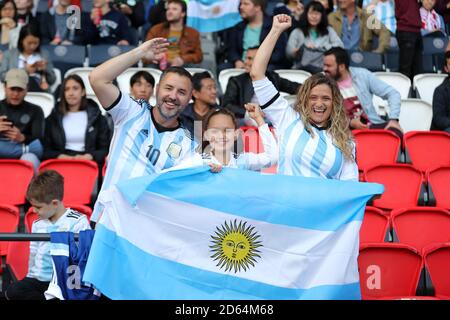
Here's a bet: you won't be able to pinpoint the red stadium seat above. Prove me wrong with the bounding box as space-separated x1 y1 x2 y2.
360 206 390 244
0 160 34 206
25 205 92 232
38 159 98 205
427 166 450 209
404 131 450 173
0 204 20 256
240 127 264 153
391 207 450 252
6 241 30 281
364 164 426 210
353 130 402 173
423 243 450 299
358 243 423 300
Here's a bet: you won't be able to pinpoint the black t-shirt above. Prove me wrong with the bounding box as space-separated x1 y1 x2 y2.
0 99 44 144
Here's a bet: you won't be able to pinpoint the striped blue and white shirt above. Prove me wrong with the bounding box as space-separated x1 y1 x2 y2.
363 0 396 34
253 78 358 181
92 92 197 222
28 209 90 282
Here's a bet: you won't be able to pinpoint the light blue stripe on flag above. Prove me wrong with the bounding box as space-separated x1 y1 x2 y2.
187 13 242 32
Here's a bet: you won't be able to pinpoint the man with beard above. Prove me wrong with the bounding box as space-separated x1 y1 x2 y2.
89 37 197 224
323 47 403 137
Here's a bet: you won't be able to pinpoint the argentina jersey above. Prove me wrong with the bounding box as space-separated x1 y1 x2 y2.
92 92 197 222
253 77 358 181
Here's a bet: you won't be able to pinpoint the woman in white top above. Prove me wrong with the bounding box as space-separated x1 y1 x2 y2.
251 14 358 181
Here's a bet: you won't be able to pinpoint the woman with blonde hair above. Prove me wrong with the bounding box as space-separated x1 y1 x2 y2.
250 14 358 180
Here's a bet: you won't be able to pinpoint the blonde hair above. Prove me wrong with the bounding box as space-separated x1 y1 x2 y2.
293 73 354 161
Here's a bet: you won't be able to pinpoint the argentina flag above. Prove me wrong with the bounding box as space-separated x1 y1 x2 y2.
187 0 242 33
83 167 383 300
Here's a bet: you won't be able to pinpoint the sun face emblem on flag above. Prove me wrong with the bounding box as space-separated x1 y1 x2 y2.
210 220 262 273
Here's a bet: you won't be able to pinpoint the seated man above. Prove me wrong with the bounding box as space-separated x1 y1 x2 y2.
432 50 450 132
328 0 391 53
323 47 403 136
222 46 301 123
0 68 44 171
144 0 202 69
180 71 219 141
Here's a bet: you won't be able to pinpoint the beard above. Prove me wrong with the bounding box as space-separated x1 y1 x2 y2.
156 97 183 120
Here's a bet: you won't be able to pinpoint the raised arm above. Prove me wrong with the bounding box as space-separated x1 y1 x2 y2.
89 38 169 109
250 14 292 81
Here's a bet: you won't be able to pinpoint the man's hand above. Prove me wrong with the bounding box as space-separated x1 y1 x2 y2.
272 14 292 33
74 154 94 161
384 119 403 133
350 117 369 130
0 115 12 132
57 154 75 159
139 38 170 63
234 60 245 69
3 126 25 143
244 103 265 127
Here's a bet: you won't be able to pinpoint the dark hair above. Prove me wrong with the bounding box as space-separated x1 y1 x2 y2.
299 1 329 37
130 71 155 88
446 50 450 61
201 108 237 152
324 47 350 69
167 0 187 13
249 0 267 12
160 66 193 88
0 0 17 30
192 71 212 92
58 74 87 114
17 23 41 53
26 170 64 203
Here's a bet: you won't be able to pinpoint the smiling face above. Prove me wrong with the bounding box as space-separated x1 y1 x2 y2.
193 78 217 106
204 113 237 155
307 83 333 127
155 72 192 121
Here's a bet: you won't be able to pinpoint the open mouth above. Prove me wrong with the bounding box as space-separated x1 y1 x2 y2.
313 107 326 115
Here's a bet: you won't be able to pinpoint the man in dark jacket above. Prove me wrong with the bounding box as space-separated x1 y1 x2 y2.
222 46 301 120
432 50 450 132
0 69 44 171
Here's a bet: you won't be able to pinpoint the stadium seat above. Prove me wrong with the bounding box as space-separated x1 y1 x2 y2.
427 166 450 209
349 51 384 72
404 131 450 173
273 69 311 84
422 36 449 55
434 53 446 73
88 45 136 67
363 164 426 210
421 54 435 73
391 207 450 252
359 206 390 244
38 159 98 205
41 45 86 76
240 127 264 153
372 72 411 113
399 99 433 133
5 241 30 281
413 73 447 105
50 68 62 94
218 68 246 93
384 52 399 72
185 67 214 77
423 243 450 299
24 92 55 118
0 160 34 206
0 81 4 99
69 204 92 221
65 67 95 96
0 204 20 256
24 209 38 233
353 130 402 173
358 243 423 299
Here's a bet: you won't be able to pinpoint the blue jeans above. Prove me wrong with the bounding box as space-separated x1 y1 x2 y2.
0 139 43 172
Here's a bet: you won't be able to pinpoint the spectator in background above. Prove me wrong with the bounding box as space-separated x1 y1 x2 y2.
38 0 97 45
0 69 44 171
420 0 447 36
147 0 167 27
222 46 300 123
112 0 146 29
14 0 36 27
129 70 155 102
225 0 288 71
318 0 336 14
286 1 343 74
395 0 422 80
435 0 450 33
362 0 396 35
43 74 111 167
90 0 134 45
180 71 219 141
431 50 450 132
323 47 403 136
273 0 304 35
144 0 202 69
0 0 20 49
328 0 391 53
0 24 56 92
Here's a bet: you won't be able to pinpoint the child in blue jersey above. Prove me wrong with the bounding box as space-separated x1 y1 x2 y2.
5 170 90 300
184 104 278 170
250 14 358 180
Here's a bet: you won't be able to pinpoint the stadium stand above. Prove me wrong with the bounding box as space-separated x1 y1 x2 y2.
359 206 390 244
423 243 450 299
0 160 34 206
24 92 55 118
427 166 450 209
399 99 433 132
0 204 20 256
5 240 30 281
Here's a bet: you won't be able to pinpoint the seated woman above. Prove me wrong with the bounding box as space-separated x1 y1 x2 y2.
251 14 358 181
286 1 343 74
43 74 111 168
420 0 447 37
0 0 20 49
0 23 56 92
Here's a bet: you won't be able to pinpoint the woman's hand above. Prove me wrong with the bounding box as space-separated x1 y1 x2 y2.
244 103 265 127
